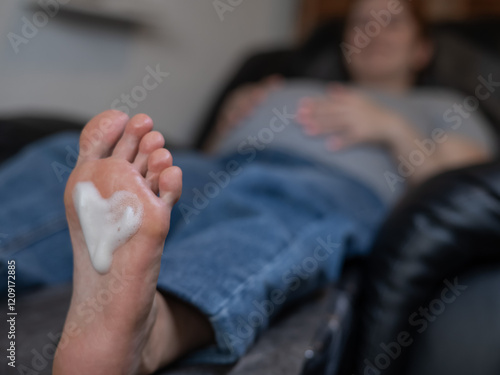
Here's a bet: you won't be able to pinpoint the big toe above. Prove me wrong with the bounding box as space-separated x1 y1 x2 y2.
79 110 129 162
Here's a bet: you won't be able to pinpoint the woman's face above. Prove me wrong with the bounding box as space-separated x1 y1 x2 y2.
344 0 431 85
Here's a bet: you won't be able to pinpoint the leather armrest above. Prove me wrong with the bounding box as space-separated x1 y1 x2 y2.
356 161 500 375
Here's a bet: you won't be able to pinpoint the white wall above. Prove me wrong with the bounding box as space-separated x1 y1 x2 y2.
0 0 298 146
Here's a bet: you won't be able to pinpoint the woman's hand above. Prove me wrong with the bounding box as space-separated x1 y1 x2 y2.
216 75 282 134
297 83 490 187
297 84 397 151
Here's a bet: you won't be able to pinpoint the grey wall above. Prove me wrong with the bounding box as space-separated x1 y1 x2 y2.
0 0 298 146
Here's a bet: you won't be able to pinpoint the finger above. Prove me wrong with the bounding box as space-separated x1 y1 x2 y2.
328 84 358 103
298 97 345 135
306 114 349 137
326 134 353 151
327 82 347 94
310 99 347 125
316 110 353 135
297 98 314 119
297 98 321 132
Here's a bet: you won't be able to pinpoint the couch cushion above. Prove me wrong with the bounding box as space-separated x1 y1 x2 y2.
0 284 332 375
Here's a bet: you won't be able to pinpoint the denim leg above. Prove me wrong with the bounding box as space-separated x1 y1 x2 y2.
157 161 387 364
0 133 80 292
0 137 386 365
167 151 226 234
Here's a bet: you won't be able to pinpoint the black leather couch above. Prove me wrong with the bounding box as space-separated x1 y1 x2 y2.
2 18 500 375
357 161 500 375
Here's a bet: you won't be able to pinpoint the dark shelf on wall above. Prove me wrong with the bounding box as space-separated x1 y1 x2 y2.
24 0 161 28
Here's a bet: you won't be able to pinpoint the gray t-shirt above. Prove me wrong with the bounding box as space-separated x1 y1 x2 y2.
215 81 497 205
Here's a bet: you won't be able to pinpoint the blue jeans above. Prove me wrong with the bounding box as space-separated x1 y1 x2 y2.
0 133 387 364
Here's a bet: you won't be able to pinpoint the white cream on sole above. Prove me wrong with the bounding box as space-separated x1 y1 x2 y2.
73 181 144 274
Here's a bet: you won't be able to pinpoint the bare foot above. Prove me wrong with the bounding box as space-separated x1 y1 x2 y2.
53 110 185 375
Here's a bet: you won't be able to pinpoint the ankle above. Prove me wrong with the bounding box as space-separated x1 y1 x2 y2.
141 291 215 372
167 292 215 353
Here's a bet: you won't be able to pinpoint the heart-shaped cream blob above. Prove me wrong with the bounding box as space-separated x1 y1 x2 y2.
73 181 144 274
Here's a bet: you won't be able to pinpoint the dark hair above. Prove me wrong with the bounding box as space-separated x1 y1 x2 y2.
344 0 431 39
400 0 431 40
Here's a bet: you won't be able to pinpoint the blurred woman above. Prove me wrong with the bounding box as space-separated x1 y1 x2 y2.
209 0 495 202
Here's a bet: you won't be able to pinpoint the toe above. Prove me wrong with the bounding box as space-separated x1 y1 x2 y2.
79 110 129 162
133 131 166 176
145 148 173 194
112 114 154 162
159 166 182 208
